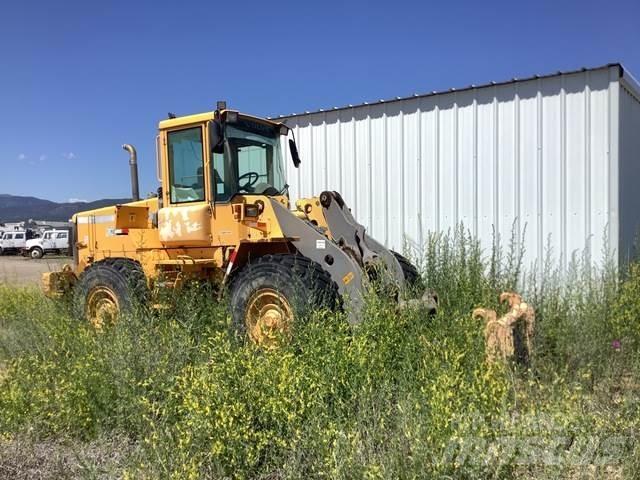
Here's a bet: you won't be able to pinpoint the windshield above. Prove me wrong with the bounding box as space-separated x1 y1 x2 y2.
212 118 287 201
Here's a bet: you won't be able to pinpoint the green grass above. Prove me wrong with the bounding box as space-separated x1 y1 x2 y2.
0 228 639 479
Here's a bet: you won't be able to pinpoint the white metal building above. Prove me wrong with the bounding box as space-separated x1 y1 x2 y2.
277 63 640 268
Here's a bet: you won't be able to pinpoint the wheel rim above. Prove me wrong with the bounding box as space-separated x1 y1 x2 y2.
86 286 119 329
31 249 41 259
245 288 293 348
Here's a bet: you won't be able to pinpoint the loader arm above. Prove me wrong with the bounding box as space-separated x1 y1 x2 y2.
269 199 366 323
318 191 405 287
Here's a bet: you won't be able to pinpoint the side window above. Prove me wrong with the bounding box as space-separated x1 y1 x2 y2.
15 233 24 239
57 232 68 239
168 127 205 203
212 152 230 202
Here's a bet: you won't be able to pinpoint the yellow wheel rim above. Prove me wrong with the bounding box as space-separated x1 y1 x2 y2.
86 286 120 329
245 288 293 348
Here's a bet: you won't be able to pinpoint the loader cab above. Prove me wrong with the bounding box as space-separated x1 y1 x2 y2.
158 109 290 207
157 109 292 246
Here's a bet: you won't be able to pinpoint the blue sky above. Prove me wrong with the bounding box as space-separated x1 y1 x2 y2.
1 0 638 202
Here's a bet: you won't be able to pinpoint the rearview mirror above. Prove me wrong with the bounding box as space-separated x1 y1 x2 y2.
209 120 223 154
289 139 301 168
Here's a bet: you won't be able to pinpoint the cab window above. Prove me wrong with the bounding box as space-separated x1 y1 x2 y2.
44 232 52 239
237 145 270 185
4 233 12 240
168 127 205 203
57 232 67 239
15 233 24 239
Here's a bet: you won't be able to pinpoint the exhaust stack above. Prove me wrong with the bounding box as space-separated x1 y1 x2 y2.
122 144 140 201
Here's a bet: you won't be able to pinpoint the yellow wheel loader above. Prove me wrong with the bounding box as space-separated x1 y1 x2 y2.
43 103 437 344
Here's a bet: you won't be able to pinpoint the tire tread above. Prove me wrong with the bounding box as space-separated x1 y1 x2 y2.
74 258 147 321
228 253 340 337
391 251 420 286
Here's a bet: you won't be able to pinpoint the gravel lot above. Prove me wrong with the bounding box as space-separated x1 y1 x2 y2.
0 255 70 286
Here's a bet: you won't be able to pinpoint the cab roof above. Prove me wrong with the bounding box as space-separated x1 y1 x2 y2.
158 110 285 130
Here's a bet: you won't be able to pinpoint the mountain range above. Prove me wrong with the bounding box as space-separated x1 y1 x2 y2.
0 194 131 223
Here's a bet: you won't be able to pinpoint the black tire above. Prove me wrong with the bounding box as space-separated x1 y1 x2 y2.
228 254 339 342
391 251 422 289
74 258 147 326
30 247 44 259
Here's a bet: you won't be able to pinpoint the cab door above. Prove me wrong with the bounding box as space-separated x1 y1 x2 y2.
42 232 54 250
55 231 68 249
2 233 13 250
13 232 25 249
158 124 212 246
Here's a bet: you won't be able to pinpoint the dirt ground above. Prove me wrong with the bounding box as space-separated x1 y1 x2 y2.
0 255 70 286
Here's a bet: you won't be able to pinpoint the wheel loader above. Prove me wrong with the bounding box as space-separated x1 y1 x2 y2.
43 103 437 345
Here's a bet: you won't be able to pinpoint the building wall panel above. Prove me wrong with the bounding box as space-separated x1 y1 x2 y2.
476 88 497 247
541 76 563 264
281 65 624 269
619 76 640 261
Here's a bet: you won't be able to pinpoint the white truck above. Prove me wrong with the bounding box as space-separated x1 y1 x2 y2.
0 230 31 255
23 229 70 259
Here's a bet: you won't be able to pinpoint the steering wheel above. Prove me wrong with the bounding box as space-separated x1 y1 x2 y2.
238 171 260 192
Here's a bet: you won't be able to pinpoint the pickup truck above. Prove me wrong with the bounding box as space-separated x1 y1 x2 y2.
23 229 70 259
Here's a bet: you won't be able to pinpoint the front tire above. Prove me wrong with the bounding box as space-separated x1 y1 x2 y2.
391 251 422 289
228 254 339 347
74 258 147 328
30 247 44 259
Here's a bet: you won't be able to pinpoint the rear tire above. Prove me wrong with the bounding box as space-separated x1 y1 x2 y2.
30 247 44 259
228 254 339 347
74 258 147 328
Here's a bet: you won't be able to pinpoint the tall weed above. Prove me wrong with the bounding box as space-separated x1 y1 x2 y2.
0 228 638 478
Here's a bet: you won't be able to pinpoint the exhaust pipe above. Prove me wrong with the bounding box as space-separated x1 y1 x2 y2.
122 144 140 201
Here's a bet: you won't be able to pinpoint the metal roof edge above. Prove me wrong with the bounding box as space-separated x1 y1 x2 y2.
619 63 640 103
271 63 626 120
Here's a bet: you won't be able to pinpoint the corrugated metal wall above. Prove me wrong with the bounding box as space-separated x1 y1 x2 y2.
619 75 640 261
281 65 622 269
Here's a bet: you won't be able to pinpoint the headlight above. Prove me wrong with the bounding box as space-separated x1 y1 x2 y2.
244 204 260 217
